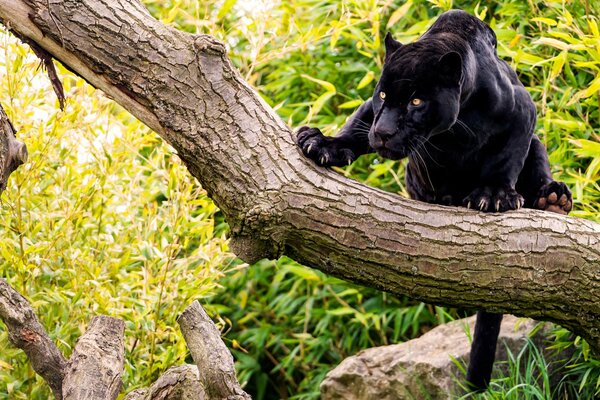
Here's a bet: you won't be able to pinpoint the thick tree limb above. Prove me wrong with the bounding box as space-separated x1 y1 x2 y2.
0 279 66 399
178 301 250 400
0 104 27 194
0 0 598 351
62 316 125 400
123 365 206 400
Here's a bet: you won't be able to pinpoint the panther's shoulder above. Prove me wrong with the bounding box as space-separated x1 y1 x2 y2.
425 10 497 50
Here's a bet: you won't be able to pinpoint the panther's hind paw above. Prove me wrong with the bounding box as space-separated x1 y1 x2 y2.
535 181 572 215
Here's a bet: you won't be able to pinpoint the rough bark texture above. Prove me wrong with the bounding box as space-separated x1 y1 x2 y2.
178 301 250 400
0 0 598 350
0 103 27 194
62 316 125 400
123 365 206 400
0 279 66 399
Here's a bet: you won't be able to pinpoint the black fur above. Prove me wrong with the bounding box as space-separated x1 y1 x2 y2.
297 10 572 391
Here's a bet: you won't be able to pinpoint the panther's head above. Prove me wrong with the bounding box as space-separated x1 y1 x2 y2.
369 33 463 160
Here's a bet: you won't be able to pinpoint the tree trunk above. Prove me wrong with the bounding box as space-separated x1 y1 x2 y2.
0 0 598 351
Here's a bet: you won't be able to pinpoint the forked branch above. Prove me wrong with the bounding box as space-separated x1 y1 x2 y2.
0 0 598 352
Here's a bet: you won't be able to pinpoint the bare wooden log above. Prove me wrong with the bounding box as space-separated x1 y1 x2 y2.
62 316 125 400
0 0 598 351
0 103 27 194
178 301 250 400
123 365 206 400
0 279 66 399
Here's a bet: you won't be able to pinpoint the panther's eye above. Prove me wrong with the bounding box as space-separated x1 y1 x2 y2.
379 91 386 100
410 98 423 107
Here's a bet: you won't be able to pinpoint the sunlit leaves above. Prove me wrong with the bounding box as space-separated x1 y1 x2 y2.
0 33 231 398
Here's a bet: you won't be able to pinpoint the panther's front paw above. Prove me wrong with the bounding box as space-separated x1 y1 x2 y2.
296 126 355 167
535 181 572 215
463 186 524 212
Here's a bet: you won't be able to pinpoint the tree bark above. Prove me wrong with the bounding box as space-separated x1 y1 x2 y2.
0 280 247 400
62 316 125 400
0 279 126 400
0 279 66 399
0 103 27 194
178 301 250 400
123 365 206 400
0 0 598 351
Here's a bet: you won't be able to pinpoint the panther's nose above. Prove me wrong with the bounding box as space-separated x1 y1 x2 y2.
374 126 395 141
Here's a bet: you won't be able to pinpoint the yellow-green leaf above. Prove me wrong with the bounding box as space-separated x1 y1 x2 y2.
217 0 237 20
301 74 336 93
550 51 568 80
533 37 572 51
357 70 375 89
387 0 413 29
531 17 557 26
339 99 364 109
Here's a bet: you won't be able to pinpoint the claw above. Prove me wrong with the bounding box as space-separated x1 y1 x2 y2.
495 200 500 211
467 201 472 209
478 198 488 211
306 143 313 155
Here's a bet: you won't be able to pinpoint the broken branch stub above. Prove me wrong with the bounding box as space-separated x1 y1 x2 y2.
178 301 250 400
0 103 27 194
62 316 125 400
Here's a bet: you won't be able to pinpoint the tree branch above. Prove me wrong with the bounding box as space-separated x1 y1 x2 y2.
0 103 27 194
0 279 67 399
123 365 206 400
62 316 125 400
178 301 250 400
0 0 598 351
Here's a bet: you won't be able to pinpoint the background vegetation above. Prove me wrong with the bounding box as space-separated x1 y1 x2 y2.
0 0 599 399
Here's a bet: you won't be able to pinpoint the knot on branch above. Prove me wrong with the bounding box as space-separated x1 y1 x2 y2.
193 34 226 56
229 193 284 263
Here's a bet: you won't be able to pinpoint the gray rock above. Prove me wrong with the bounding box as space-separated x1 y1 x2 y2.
320 315 543 400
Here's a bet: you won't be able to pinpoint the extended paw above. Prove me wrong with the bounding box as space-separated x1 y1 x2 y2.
463 186 524 212
296 126 355 167
535 181 572 215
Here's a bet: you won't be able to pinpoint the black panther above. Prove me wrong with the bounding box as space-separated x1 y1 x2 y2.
297 9 572 391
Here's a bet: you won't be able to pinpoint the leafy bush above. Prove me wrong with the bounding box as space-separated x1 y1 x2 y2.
0 0 598 399
0 34 231 397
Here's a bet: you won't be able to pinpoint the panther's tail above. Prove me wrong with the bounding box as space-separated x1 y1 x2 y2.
466 311 503 391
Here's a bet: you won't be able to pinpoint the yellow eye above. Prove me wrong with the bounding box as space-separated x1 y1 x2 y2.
411 98 423 107
379 91 386 100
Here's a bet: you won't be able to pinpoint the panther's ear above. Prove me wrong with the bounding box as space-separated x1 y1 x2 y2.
384 32 402 62
438 51 463 84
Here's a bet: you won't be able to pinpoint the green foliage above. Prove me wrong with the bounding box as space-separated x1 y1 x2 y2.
0 0 599 399
0 34 231 398
211 258 456 397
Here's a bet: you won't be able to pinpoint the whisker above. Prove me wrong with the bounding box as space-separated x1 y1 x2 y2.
409 139 435 191
455 119 476 138
415 138 442 167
